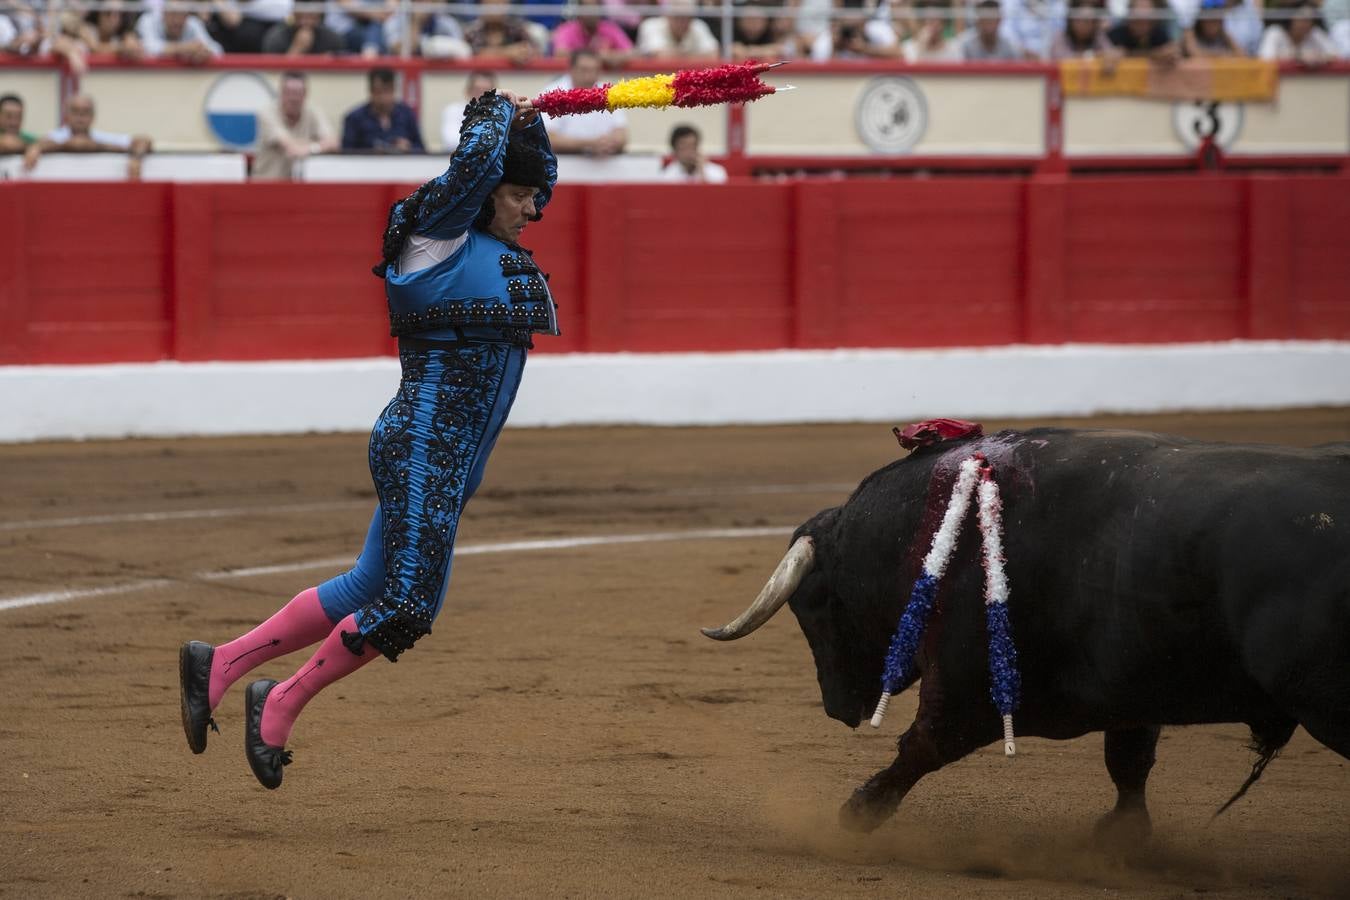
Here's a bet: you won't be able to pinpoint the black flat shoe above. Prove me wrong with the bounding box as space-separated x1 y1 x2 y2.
179 641 219 754
244 679 291 790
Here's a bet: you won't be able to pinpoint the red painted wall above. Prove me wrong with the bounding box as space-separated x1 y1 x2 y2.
3 174 1349 365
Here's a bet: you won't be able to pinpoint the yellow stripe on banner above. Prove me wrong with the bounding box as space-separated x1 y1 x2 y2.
1060 58 1278 103
606 73 677 111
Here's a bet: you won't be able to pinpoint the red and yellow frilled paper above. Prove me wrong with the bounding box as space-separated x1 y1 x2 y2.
532 62 782 117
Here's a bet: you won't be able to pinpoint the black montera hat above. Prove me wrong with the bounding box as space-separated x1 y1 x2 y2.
500 137 551 192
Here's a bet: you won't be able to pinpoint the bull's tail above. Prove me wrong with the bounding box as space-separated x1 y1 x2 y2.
1212 717 1297 819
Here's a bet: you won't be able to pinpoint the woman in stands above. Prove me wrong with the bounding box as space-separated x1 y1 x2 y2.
178 89 560 790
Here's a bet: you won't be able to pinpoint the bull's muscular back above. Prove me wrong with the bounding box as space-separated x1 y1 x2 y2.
835 428 1350 736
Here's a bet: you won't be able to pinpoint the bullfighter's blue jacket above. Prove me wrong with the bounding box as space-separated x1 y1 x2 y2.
377 92 560 342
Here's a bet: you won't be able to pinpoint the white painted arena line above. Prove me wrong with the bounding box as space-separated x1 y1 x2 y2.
0 525 795 614
0 485 850 533
0 500 371 533
0 579 175 613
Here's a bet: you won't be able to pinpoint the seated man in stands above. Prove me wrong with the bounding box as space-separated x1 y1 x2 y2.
441 70 497 152
23 94 152 179
955 0 1022 59
342 68 425 154
1106 0 1180 64
261 8 344 54
540 49 628 156
253 71 339 180
137 4 224 62
0 93 37 154
637 0 720 59
661 123 727 183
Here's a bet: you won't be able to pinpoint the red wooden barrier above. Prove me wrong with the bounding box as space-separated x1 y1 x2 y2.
3 174 1349 366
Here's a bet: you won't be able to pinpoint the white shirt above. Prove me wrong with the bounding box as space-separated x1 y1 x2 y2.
441 102 468 153
45 125 133 149
1257 23 1338 61
539 74 629 142
636 16 720 56
810 19 899 60
136 12 224 57
661 158 728 183
902 36 962 61
999 0 1065 59
398 232 467 275
0 14 17 48
1333 19 1350 57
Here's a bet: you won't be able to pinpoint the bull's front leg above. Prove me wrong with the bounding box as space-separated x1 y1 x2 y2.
1093 725 1161 849
839 719 946 832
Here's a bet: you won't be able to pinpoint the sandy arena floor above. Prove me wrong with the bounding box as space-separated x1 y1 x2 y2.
1 410 1348 899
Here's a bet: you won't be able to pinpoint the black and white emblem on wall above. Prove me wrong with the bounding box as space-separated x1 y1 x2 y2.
1171 100 1244 151
856 77 928 154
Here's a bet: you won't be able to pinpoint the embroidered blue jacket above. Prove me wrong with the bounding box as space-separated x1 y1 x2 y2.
376 92 559 341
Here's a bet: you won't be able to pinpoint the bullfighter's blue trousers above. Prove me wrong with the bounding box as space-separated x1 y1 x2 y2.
315 338 526 660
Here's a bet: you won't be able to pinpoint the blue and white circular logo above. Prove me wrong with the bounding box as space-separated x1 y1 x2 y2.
204 72 275 150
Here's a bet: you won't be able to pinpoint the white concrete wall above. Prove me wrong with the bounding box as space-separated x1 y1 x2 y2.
2 342 1348 442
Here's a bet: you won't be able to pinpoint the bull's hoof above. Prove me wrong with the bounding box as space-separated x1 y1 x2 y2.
838 787 896 833
1092 807 1152 852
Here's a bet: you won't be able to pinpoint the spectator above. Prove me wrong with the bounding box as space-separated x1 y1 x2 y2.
903 0 963 60
793 0 834 51
1334 17 1350 56
261 8 344 53
810 0 898 58
1257 0 1337 61
82 2 144 60
24 94 152 179
541 49 628 155
385 0 470 58
465 0 539 62
1169 0 1262 54
209 0 293 53
999 0 1067 59
0 93 37 153
326 0 395 56
138 5 225 62
956 0 1024 58
1 1 41 56
1182 0 1245 54
1106 0 1180 63
662 123 727 182
1049 0 1120 56
552 7 635 65
42 7 93 74
637 0 721 58
252 71 338 180
342 68 425 153
730 0 793 60
441 70 497 151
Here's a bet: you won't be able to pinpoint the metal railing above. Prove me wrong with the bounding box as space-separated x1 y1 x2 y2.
3 0 1332 63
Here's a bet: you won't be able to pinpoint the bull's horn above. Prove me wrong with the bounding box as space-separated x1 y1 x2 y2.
701 536 815 641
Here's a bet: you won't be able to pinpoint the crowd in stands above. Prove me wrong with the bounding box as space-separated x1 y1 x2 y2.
2 0 1350 66
0 56 727 182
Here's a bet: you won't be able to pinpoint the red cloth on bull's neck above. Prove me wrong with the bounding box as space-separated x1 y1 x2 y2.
893 419 984 451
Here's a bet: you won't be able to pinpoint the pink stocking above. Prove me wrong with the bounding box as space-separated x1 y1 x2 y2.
260 615 379 747
207 587 334 709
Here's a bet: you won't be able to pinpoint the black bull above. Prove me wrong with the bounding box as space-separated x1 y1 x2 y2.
703 428 1350 836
